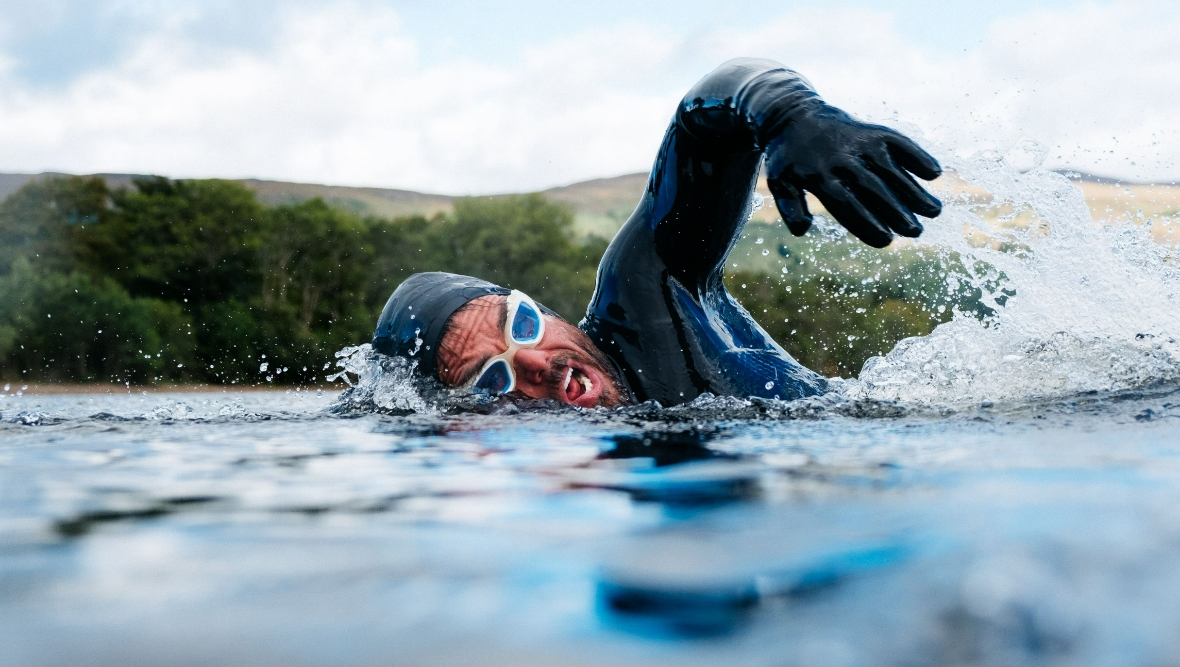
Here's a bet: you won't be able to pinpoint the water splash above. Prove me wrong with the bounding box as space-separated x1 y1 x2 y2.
328 344 438 414
845 146 1180 405
144 401 196 420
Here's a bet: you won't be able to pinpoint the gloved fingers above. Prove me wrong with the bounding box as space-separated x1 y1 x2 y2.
883 132 943 182
812 178 894 248
864 150 943 218
767 178 813 236
838 166 923 238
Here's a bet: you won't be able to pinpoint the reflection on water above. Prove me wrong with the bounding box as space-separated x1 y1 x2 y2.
576 430 759 506
3 387 1180 666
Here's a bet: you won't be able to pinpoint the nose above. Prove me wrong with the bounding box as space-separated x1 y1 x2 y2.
512 348 551 393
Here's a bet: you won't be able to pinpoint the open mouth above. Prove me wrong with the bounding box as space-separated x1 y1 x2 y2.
563 366 594 404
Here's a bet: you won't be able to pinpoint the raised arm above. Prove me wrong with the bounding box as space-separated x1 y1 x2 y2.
647 58 942 294
581 59 942 405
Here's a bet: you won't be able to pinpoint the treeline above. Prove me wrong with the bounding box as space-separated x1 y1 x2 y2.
0 174 973 386
0 176 603 385
725 223 981 377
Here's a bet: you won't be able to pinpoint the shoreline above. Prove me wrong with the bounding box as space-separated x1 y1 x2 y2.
1 382 347 396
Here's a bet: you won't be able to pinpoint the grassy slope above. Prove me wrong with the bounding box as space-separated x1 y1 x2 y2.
2 170 1176 245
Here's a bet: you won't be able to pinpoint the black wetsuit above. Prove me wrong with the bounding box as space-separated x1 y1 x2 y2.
578 58 942 406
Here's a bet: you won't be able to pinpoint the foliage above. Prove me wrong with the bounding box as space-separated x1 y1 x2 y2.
79 177 266 305
728 269 940 377
724 219 982 377
0 176 109 276
365 194 605 321
0 177 608 385
0 259 194 383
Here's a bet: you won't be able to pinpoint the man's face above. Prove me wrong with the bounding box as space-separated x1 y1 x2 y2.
436 295 628 408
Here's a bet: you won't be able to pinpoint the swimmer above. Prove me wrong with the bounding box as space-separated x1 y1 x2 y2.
372 58 943 407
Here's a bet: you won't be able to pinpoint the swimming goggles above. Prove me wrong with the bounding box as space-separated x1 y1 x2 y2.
466 289 546 394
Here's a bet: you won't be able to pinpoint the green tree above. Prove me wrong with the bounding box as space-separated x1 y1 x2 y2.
78 177 266 305
0 260 194 383
363 195 608 323
728 270 939 377
723 221 982 377
0 176 109 276
365 213 437 313
440 195 606 320
241 198 375 384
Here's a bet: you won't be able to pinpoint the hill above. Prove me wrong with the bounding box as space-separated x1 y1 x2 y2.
2 170 1176 241
0 171 648 239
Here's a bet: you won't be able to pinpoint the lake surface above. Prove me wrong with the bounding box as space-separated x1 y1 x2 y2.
4 385 1180 667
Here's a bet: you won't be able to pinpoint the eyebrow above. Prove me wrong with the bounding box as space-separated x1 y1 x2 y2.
497 299 508 331
456 353 492 386
443 297 509 387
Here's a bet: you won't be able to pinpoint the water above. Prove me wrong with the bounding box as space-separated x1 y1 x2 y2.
3 387 1180 666
851 141 1180 404
5 151 1180 666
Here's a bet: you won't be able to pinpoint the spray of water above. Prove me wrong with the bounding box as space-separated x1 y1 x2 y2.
328 344 438 414
845 143 1180 405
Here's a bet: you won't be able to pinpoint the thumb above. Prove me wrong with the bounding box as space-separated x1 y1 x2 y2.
768 178 813 237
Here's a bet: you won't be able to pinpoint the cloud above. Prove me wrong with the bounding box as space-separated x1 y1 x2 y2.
719 2 1180 182
0 0 1176 193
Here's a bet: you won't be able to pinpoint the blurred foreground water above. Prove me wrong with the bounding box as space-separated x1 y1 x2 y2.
4 385 1180 666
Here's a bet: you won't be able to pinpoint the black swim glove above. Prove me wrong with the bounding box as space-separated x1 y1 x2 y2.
764 104 943 248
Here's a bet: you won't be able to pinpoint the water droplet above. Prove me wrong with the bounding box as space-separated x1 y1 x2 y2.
765 381 775 390
259 362 269 372
762 249 770 256
755 237 765 244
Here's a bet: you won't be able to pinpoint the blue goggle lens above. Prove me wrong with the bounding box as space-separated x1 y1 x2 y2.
473 359 513 394
510 300 542 344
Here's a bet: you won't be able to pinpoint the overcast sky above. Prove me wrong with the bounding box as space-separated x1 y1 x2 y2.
0 0 1175 193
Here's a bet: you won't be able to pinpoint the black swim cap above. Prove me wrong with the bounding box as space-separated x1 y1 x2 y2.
372 272 511 379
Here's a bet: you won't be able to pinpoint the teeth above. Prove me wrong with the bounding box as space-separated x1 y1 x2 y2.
564 368 574 393
579 374 592 392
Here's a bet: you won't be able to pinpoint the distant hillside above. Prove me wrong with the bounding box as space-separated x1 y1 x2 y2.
0 171 650 239
2 169 1176 241
240 178 455 220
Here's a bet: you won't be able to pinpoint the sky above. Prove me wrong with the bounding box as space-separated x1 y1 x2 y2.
0 0 1176 194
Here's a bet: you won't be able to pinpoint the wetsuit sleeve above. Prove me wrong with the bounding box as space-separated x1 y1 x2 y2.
658 57 945 286
676 59 820 152
648 58 823 293
580 58 941 405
